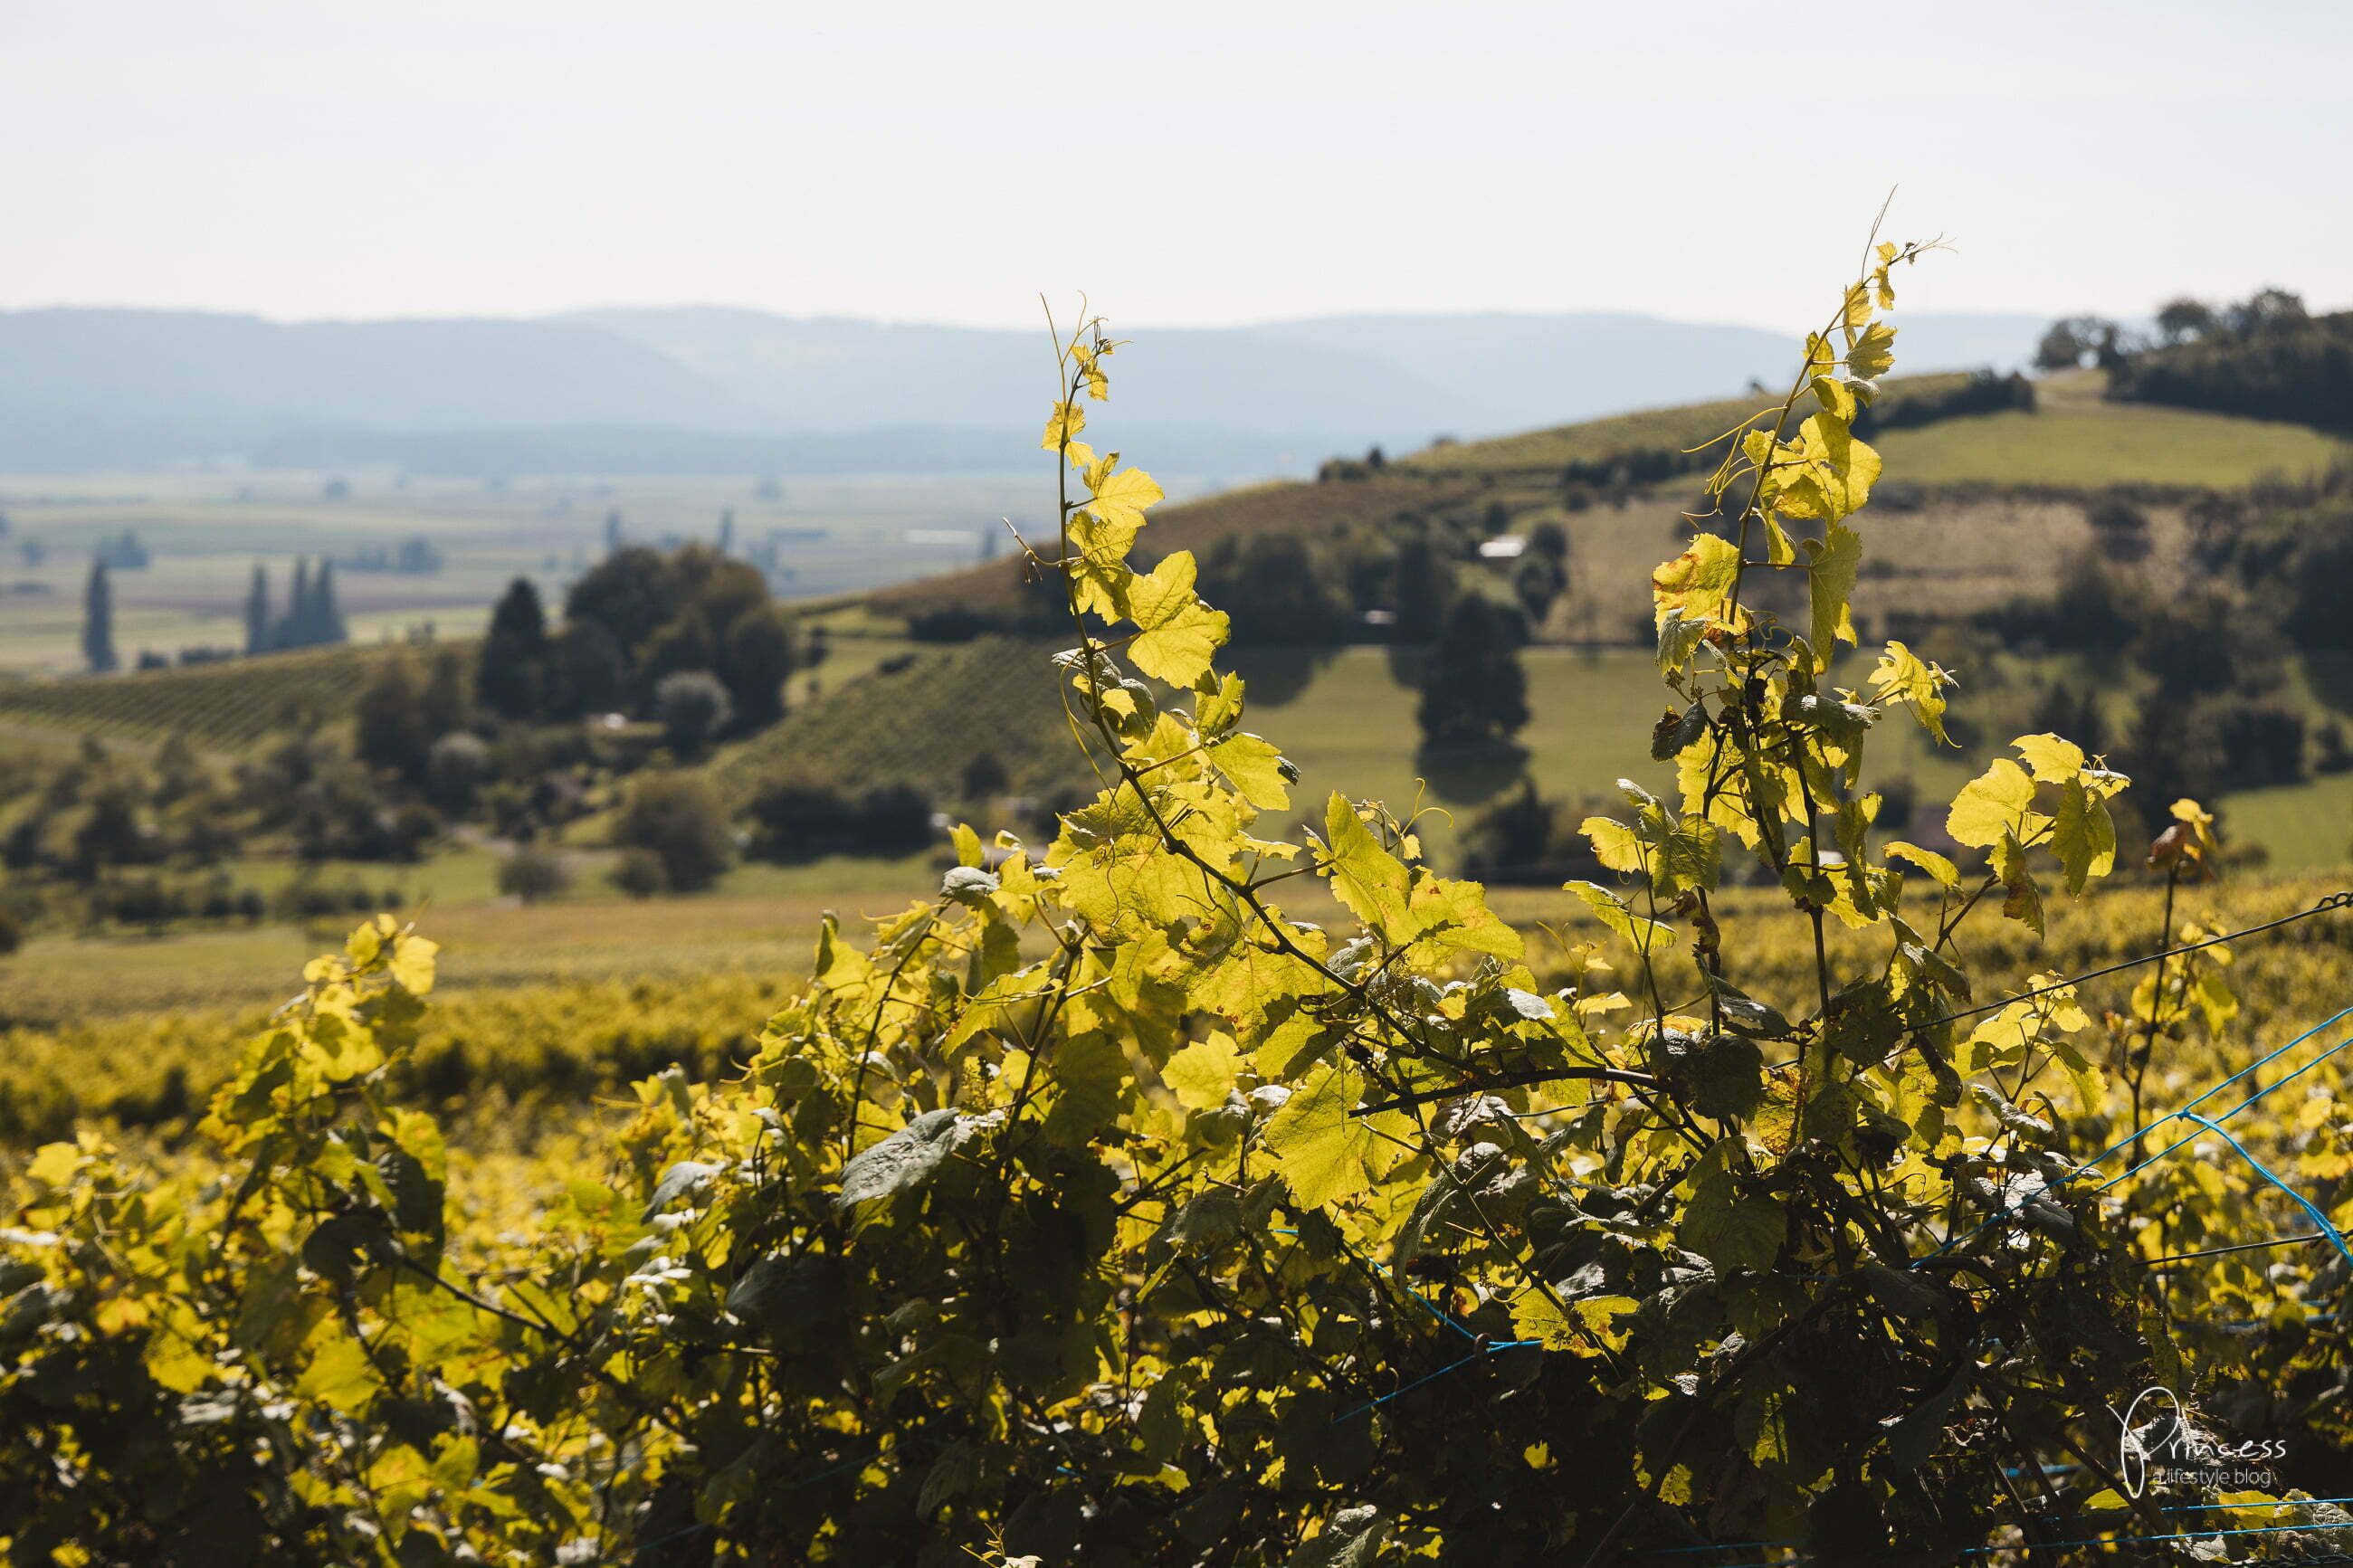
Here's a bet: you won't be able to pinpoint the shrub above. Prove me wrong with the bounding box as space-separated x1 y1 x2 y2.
611 773 734 892
653 670 733 757
497 844 572 904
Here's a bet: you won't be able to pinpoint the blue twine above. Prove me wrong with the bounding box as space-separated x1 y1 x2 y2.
1331 1337 1541 1424
1915 1004 2353 1268
2167 1111 2353 1272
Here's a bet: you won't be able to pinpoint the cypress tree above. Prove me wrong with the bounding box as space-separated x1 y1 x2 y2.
82 558 117 673
283 558 312 648
476 577 551 719
314 560 348 644
243 564 272 655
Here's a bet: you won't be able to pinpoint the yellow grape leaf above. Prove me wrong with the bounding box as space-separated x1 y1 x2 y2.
1207 732 1291 811
1806 521 1862 666
1083 461 1165 534
1994 830 2044 935
1042 400 1086 450
1884 841 1959 889
1321 794 1415 941
2014 733 2087 783
1869 641 1953 745
1652 533 1742 627
1162 1032 1243 1111
1777 414 1881 521
298 1334 382 1414
1565 880 1680 961
1581 816 1645 877
1947 759 2041 851
1129 603 1226 687
26 1140 80 1186
1122 551 1229 686
2052 779 2117 895
1064 439 1097 471
1848 321 1897 379
1406 874 1523 961
1065 512 1138 619
1262 1062 1375 1210
388 932 439 996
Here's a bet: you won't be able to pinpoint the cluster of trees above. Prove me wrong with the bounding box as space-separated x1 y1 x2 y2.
1966 472 2353 820
242 558 348 656
474 545 801 737
2037 287 2348 430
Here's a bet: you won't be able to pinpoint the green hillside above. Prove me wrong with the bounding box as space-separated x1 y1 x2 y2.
0 641 395 747
701 638 1079 810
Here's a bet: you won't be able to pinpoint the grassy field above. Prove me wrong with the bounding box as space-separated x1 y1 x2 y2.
1875 372 2353 488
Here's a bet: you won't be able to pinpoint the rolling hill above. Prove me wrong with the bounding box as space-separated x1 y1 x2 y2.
0 304 2048 477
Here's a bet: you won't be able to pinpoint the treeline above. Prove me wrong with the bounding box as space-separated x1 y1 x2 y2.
2038 286 2353 432
1315 370 2035 498
242 557 348 655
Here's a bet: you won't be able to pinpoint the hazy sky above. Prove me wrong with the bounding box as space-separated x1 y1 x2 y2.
7 0 2348 330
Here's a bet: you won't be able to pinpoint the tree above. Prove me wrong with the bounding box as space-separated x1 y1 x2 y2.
1416 594 1529 749
2225 286 2307 337
421 649 471 739
311 561 348 645
282 557 312 648
354 655 432 782
1197 534 1345 643
81 559 116 674
2034 315 2123 371
610 773 734 891
1391 534 1454 641
653 670 733 757
475 577 549 719
566 546 681 667
424 732 492 810
2155 296 2215 345
549 620 625 717
719 607 795 729
243 565 272 656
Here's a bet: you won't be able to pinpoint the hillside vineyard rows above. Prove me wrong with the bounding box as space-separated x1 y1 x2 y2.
15 245 2353 1566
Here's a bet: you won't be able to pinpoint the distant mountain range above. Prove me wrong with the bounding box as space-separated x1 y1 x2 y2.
0 304 2050 476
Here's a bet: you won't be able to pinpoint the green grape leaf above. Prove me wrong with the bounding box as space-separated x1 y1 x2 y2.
1682 1144 1786 1275
1162 1032 1243 1111
837 1109 960 1211
298 1335 382 1414
1262 1062 1376 1210
1321 794 1415 941
1805 521 1862 666
1209 732 1293 811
